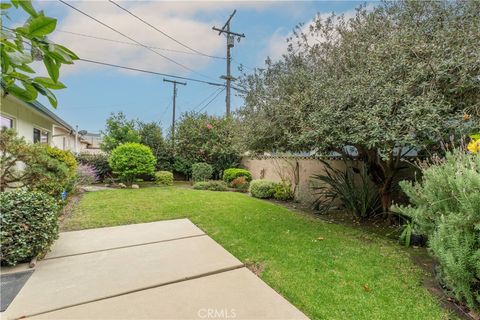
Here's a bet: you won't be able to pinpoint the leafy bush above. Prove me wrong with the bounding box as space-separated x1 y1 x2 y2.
101 112 141 152
109 143 156 185
274 181 294 201
193 180 227 191
155 171 174 186
46 146 77 176
76 164 98 186
0 189 59 266
76 153 112 182
310 161 380 218
0 129 70 198
230 176 249 191
223 168 252 183
191 162 213 182
395 151 480 312
174 112 240 178
249 180 278 199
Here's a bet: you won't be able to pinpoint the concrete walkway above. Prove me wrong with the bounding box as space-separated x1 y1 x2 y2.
3 219 308 319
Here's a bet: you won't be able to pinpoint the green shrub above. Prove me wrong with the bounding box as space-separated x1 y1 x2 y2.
193 180 227 191
0 129 69 198
230 176 249 191
310 160 380 218
46 146 77 176
155 171 173 186
191 162 213 182
109 143 156 185
274 181 294 201
76 153 112 182
223 168 252 183
395 151 480 312
249 180 278 199
0 189 59 266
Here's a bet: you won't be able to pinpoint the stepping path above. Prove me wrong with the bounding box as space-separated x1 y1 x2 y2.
3 219 308 319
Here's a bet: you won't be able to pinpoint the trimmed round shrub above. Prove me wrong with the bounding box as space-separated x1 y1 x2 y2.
76 164 98 186
0 189 59 266
76 153 112 182
223 168 252 183
191 162 213 182
155 171 174 186
249 180 279 199
109 143 156 185
274 182 294 201
193 180 227 191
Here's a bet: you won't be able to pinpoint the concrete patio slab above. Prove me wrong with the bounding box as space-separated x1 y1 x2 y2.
4 236 243 319
31 268 308 320
45 219 205 259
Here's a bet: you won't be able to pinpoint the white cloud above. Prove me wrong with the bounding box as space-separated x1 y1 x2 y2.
34 1 270 77
261 6 372 64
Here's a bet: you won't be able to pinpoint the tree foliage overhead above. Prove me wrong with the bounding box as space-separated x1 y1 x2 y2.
0 0 78 107
239 0 480 212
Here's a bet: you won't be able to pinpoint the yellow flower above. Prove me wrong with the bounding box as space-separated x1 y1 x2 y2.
467 139 480 154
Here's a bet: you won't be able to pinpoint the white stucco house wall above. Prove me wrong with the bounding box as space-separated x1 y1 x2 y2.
1 92 83 153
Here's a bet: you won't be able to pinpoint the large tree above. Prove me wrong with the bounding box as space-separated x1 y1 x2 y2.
239 0 480 214
100 112 140 152
1 0 78 107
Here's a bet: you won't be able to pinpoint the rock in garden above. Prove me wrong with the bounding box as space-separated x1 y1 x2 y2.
118 183 127 188
131 184 140 189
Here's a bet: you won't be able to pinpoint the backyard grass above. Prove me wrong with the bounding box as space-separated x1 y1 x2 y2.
64 187 451 320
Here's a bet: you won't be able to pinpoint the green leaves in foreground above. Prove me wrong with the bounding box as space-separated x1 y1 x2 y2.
1 0 78 107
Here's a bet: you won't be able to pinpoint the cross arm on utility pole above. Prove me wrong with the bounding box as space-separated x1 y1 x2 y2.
212 10 245 117
212 27 245 38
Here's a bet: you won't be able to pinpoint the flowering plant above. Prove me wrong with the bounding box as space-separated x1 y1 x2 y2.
467 134 480 154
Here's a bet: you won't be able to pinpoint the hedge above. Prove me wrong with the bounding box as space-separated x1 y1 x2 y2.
0 189 59 266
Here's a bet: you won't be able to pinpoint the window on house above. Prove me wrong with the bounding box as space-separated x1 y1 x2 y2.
1 115 13 129
33 128 48 144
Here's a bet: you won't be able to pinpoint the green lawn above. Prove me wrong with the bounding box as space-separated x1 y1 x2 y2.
65 187 450 319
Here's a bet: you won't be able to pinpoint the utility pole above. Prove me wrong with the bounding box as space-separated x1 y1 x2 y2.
212 10 245 117
163 78 186 149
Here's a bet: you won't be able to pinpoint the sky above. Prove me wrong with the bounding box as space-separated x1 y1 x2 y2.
7 0 366 134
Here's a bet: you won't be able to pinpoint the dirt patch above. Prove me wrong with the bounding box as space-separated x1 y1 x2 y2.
245 261 266 276
59 192 84 231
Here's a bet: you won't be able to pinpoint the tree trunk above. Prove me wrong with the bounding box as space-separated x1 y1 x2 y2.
357 146 400 221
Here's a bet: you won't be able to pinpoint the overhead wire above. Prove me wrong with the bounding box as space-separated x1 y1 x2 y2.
108 0 218 60
56 29 225 59
191 87 223 112
197 88 225 113
58 0 212 80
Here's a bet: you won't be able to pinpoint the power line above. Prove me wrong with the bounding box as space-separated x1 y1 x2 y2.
198 88 225 113
108 0 217 60
77 58 226 87
191 87 223 112
58 0 211 80
56 29 225 60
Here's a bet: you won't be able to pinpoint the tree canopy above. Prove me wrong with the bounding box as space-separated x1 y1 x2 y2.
238 0 480 212
100 112 141 152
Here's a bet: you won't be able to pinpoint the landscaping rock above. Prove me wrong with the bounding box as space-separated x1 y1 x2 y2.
131 184 140 189
118 183 127 189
